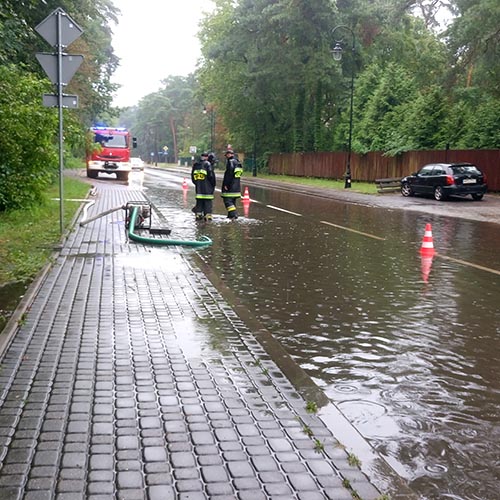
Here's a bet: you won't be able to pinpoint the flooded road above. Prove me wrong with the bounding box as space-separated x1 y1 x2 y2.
143 169 500 500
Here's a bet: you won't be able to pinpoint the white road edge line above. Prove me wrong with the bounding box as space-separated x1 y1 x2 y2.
266 205 302 217
320 220 386 240
436 253 500 276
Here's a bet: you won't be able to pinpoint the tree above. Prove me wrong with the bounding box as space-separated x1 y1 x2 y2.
335 13 453 153
402 85 451 150
441 0 500 149
198 0 338 156
0 1 121 210
125 76 203 164
0 66 59 211
351 62 418 153
446 0 500 98
0 0 120 125
121 0 500 163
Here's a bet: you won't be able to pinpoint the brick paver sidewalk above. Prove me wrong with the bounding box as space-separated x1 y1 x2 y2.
0 182 389 499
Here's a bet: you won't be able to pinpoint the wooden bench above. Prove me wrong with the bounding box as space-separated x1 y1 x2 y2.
375 177 402 193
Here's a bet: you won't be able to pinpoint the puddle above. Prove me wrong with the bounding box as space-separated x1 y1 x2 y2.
0 280 29 334
115 250 185 272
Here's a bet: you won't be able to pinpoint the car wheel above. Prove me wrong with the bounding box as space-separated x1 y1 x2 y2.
471 193 484 201
86 169 98 179
401 182 413 197
434 186 446 201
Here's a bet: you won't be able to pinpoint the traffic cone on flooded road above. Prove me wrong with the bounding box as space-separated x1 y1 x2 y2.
420 223 435 256
242 186 250 202
182 178 188 189
421 255 434 283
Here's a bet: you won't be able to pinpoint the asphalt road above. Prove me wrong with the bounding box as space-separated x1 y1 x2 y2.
239 175 500 226
151 166 500 226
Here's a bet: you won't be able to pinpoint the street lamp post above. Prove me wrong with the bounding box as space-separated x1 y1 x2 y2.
203 106 216 152
332 25 355 189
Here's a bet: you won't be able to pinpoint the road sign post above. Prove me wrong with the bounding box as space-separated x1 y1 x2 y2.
35 8 83 235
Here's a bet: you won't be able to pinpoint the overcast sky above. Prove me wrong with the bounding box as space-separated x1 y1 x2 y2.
111 0 214 108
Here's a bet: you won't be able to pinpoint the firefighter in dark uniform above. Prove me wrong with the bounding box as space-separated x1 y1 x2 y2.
191 152 216 221
221 149 243 219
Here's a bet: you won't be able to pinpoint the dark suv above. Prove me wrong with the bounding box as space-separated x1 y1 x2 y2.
401 162 487 201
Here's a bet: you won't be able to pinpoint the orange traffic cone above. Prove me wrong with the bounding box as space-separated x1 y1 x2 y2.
243 201 250 218
242 186 250 202
182 178 188 189
420 223 435 256
421 255 434 283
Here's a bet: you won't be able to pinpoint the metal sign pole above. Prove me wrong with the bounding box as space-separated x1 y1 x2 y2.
35 7 83 235
57 10 64 235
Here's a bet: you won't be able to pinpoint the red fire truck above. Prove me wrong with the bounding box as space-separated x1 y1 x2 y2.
86 126 137 181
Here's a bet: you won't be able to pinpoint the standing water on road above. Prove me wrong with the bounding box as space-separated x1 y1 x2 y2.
145 172 500 500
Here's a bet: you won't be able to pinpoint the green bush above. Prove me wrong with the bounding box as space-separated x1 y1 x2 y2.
0 65 59 211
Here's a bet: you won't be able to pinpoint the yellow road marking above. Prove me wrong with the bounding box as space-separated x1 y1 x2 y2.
320 220 386 240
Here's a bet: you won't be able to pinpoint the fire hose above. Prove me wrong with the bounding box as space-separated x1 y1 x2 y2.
127 206 212 247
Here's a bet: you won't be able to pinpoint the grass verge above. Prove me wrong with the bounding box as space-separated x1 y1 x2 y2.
161 164 379 194
0 175 90 286
248 173 379 194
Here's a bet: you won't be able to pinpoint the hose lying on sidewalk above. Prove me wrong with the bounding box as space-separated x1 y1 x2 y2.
127 206 212 247
79 204 124 226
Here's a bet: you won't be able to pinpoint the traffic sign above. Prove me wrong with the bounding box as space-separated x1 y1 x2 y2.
36 53 83 85
43 94 79 108
34 7 84 236
35 8 83 48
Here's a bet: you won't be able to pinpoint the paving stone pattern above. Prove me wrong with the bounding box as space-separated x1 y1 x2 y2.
0 184 381 499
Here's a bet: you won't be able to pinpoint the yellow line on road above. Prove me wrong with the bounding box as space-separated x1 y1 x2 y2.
320 220 386 240
436 254 500 276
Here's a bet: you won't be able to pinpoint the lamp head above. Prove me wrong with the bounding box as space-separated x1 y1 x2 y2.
332 42 343 61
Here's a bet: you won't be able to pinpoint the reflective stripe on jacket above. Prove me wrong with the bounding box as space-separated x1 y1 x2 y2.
221 158 243 197
192 160 216 198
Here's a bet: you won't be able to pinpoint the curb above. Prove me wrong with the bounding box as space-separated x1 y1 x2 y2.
0 186 94 358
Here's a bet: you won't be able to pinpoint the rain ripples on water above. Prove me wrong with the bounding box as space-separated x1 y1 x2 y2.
146 177 500 500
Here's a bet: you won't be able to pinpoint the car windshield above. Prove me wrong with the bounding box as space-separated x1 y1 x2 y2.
451 165 481 175
94 132 127 148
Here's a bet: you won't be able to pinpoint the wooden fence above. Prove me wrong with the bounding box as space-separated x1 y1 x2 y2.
268 150 500 191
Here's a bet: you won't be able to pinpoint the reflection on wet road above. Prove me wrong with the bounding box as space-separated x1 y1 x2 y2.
143 169 500 500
